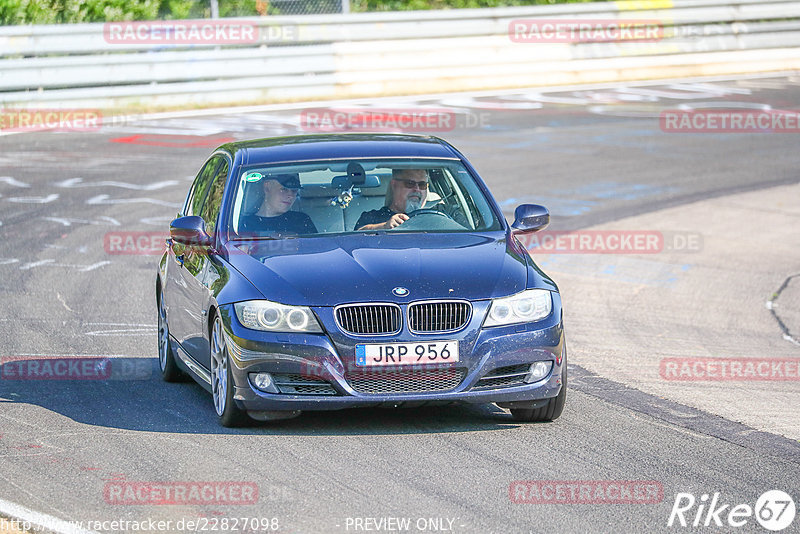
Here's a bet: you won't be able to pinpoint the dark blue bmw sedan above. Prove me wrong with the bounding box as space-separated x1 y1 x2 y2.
157 133 566 427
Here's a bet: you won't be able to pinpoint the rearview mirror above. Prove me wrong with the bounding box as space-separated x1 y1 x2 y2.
331 162 380 189
170 216 212 247
511 204 549 234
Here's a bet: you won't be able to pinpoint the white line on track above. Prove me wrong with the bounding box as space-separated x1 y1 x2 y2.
14 259 111 271
83 322 153 326
783 334 800 346
438 97 542 110
19 259 55 270
85 327 155 336
0 497 98 534
77 261 111 272
55 177 178 190
0 177 30 188
139 215 174 226
42 216 120 227
7 194 59 204
86 194 180 208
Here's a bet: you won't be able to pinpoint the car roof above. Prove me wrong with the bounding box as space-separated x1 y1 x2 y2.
221 133 462 166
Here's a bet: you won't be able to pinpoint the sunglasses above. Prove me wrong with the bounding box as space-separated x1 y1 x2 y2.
394 178 429 190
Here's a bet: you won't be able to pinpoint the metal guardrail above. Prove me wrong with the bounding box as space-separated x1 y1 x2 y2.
1 0 800 108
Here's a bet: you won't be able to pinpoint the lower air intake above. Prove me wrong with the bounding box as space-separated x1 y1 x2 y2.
347 368 465 395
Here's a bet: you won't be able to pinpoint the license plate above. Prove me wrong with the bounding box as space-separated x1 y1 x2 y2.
355 341 459 367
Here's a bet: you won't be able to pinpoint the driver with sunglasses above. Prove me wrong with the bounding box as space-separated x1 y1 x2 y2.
354 169 429 231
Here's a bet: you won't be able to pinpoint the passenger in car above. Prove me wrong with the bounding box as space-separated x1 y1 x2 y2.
354 169 429 230
239 173 317 235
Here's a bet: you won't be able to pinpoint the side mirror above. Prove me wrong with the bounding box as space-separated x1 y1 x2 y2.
170 216 212 247
511 204 549 234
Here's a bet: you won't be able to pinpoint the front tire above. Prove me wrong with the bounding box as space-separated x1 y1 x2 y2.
210 315 251 427
510 360 567 422
158 287 184 382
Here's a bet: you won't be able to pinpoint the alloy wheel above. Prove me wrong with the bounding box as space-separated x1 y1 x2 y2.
158 291 169 372
210 317 228 416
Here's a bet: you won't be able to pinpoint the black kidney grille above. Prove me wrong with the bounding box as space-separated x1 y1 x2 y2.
336 304 402 335
408 301 471 333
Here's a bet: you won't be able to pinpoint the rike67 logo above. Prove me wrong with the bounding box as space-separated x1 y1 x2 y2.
668 490 795 531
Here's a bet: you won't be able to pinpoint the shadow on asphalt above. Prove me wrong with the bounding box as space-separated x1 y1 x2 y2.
0 357 542 435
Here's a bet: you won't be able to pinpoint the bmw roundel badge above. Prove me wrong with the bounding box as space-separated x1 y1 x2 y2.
392 287 409 297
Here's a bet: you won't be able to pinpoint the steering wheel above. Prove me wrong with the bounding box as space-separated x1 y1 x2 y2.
392 207 465 231
406 208 454 220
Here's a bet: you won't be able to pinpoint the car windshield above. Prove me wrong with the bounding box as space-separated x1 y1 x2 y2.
227 158 502 239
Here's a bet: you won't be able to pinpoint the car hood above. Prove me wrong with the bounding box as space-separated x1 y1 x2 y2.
224 233 534 306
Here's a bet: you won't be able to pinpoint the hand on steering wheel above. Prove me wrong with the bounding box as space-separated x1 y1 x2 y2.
383 213 409 229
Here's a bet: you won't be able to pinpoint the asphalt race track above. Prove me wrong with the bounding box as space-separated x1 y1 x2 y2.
1 74 799 534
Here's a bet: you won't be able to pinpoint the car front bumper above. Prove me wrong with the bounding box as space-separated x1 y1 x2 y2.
218 299 565 413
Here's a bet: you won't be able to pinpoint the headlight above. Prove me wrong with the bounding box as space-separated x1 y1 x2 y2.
234 300 323 333
484 289 552 327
